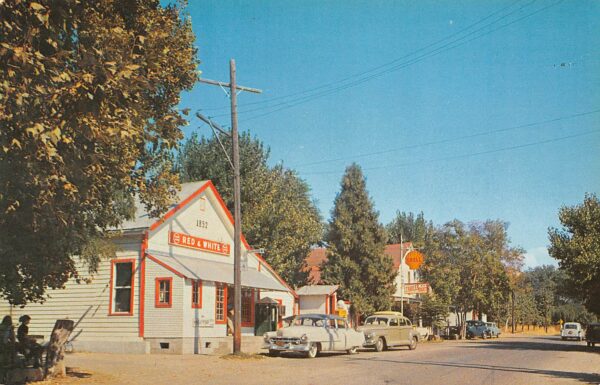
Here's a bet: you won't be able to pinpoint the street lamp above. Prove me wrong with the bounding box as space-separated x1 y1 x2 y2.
399 234 414 316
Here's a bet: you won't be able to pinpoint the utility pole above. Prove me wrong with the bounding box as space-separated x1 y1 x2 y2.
198 60 261 354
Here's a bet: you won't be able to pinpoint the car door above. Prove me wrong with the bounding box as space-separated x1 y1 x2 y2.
325 318 342 351
399 317 411 343
388 317 400 345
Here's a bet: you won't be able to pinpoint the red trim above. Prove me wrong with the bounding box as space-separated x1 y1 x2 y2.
241 289 255 327
215 283 227 324
325 295 330 315
139 232 148 337
109 258 136 316
276 299 283 329
192 280 203 309
146 254 186 278
149 182 212 231
155 277 173 308
147 180 297 298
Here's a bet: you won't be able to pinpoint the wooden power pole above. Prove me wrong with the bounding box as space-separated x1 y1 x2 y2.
198 59 261 354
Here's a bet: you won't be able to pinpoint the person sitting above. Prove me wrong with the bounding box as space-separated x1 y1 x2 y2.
17 315 44 368
0 315 16 366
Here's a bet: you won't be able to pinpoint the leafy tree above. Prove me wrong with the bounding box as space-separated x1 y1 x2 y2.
548 194 600 315
525 265 559 332
176 132 322 286
320 164 396 318
421 220 519 336
0 0 198 305
386 211 433 248
418 293 450 329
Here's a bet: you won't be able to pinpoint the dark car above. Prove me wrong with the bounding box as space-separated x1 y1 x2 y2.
466 320 489 339
586 323 600 347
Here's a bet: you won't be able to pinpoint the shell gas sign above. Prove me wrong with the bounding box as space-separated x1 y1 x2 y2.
168 231 231 256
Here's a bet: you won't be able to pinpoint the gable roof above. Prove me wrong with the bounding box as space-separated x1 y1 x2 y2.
304 243 414 283
127 180 297 298
118 181 208 231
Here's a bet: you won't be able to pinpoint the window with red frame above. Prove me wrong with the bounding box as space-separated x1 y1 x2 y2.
215 284 226 323
192 280 202 308
241 289 254 324
111 260 134 314
155 278 172 308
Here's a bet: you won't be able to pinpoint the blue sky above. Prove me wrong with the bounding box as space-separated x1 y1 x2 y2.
178 1 600 267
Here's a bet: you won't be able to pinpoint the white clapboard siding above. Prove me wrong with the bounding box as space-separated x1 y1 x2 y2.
0 248 142 342
143 259 184 338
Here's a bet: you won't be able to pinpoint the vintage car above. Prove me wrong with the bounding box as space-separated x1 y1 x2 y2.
585 323 600 347
466 320 489 339
485 322 501 338
360 311 419 351
561 322 584 341
264 314 365 358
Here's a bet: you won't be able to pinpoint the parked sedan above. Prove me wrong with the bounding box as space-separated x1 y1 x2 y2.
264 314 365 358
360 311 419 351
466 320 489 339
561 322 584 341
485 322 501 338
586 323 600 347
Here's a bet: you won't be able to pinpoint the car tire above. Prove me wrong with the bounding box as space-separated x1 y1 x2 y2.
408 336 418 350
306 343 318 359
268 349 280 357
482 332 488 340
561 337 566 341
374 337 385 352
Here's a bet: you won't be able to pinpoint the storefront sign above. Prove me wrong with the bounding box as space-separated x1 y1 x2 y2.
169 231 230 256
405 250 425 270
404 283 430 294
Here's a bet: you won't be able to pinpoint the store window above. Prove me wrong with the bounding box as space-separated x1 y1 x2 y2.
110 259 134 315
192 280 202 308
215 283 227 324
155 277 172 308
241 289 254 325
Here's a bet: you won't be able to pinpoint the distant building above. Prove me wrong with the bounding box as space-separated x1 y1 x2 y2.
304 243 422 308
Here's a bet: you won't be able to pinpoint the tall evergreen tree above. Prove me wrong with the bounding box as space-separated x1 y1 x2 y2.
320 164 396 317
386 211 433 247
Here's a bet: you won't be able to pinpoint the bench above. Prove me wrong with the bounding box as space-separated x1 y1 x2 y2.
1 319 74 384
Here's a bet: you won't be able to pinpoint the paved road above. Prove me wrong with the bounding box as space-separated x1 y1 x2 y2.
64 336 600 385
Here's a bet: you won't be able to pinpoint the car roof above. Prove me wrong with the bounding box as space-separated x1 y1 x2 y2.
370 311 404 317
564 322 581 325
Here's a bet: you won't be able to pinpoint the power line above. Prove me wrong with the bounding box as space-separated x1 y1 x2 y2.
300 129 600 176
293 108 600 168
234 0 563 123
199 0 526 114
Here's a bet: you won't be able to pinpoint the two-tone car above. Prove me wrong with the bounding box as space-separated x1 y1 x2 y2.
264 314 365 358
360 311 419 352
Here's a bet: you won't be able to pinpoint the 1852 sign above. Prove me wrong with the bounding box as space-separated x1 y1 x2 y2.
169 231 230 256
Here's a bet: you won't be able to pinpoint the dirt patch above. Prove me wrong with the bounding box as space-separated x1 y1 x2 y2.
220 352 266 360
35 367 114 385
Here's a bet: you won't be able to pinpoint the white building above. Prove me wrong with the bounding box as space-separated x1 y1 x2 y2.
0 181 296 354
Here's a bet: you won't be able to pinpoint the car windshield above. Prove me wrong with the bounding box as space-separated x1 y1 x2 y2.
467 321 484 327
564 324 578 329
365 317 389 326
293 316 326 327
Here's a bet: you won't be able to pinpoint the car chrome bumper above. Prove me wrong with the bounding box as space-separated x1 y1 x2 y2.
266 343 311 352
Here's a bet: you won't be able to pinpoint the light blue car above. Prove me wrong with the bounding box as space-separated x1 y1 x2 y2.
485 322 501 338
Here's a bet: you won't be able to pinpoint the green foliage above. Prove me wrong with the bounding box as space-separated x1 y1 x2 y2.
320 164 396 316
548 193 600 316
418 294 450 327
0 0 199 305
176 132 322 287
386 211 433 248
525 265 559 328
421 220 521 326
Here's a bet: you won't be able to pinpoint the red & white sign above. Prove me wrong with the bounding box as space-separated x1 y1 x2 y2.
169 231 230 256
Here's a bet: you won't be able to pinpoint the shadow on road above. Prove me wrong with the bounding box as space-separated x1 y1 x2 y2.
347 357 600 384
460 340 600 354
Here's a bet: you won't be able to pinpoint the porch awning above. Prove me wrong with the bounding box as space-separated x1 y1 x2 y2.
146 250 288 292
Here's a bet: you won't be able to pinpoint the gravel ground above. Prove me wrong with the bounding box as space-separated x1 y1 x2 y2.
52 335 600 385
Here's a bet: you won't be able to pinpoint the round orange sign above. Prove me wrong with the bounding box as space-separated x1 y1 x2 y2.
405 250 424 270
